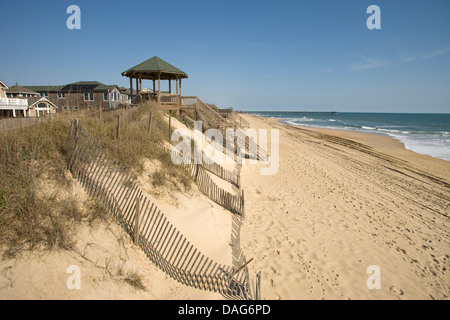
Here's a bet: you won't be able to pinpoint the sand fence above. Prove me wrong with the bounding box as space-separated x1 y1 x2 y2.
66 119 260 299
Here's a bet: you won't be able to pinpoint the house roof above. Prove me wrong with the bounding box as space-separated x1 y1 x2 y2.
25 85 65 92
0 80 8 89
27 97 58 109
121 56 188 80
60 81 119 93
6 84 39 95
119 87 131 95
23 81 120 93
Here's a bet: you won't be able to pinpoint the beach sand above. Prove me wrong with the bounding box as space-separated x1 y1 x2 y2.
0 171 225 300
239 114 449 300
0 115 235 300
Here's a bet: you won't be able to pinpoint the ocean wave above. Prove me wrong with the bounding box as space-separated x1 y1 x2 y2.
277 113 450 161
293 117 315 122
378 128 402 133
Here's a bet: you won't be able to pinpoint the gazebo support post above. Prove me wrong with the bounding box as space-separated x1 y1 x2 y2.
136 78 139 101
152 78 156 100
130 77 134 104
157 72 161 104
176 77 180 110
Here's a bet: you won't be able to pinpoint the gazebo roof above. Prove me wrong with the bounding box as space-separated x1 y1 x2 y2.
121 56 188 80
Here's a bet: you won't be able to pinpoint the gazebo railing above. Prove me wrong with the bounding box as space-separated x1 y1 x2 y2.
160 93 179 105
181 96 198 107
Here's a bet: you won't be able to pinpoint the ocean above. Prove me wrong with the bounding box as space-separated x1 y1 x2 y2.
247 112 450 162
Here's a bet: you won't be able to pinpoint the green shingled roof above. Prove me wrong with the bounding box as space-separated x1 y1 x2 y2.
25 85 65 92
60 81 119 92
121 56 188 79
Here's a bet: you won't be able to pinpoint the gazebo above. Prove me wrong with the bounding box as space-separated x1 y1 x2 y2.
121 56 188 110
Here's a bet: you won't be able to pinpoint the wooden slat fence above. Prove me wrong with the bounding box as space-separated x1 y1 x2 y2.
67 119 255 299
167 146 244 216
200 150 240 187
235 129 268 162
0 115 54 132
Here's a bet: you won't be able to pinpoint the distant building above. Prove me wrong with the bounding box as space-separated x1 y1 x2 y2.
25 97 58 117
1 80 131 118
25 81 131 111
0 82 57 118
0 81 8 98
5 84 40 98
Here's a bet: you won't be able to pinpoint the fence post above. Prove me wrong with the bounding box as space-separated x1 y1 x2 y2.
256 271 261 300
148 111 153 136
168 112 172 141
195 163 200 182
116 115 121 140
241 190 245 217
134 196 140 245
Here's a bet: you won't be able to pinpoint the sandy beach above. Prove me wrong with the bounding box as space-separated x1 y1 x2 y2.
238 114 449 300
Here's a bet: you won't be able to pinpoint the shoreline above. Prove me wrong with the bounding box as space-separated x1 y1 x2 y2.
254 114 450 163
260 115 450 173
238 113 449 300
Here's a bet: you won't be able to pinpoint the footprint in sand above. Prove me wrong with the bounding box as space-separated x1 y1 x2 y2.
389 286 404 296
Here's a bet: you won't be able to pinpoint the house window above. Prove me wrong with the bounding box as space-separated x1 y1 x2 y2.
41 93 48 98
58 93 66 99
103 92 109 101
84 92 94 101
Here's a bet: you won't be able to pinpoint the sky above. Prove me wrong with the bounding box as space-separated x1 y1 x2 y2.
0 0 449 113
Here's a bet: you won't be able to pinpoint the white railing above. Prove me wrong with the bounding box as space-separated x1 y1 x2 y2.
181 96 198 107
0 98 28 108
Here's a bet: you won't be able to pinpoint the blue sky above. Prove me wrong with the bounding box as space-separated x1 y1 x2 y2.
1 0 449 112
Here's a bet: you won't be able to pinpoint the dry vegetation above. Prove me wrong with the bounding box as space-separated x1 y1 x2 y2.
0 102 192 260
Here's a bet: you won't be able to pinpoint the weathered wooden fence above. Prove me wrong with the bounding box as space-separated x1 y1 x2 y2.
201 154 241 188
235 128 268 162
166 146 244 215
67 119 258 299
0 115 54 132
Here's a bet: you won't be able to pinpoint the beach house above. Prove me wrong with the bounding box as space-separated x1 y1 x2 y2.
0 83 58 118
0 80 8 98
0 83 29 118
25 81 130 111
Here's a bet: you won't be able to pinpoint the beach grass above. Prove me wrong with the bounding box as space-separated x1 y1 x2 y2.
0 102 192 258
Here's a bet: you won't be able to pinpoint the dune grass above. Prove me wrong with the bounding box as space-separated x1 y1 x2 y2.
0 102 192 258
